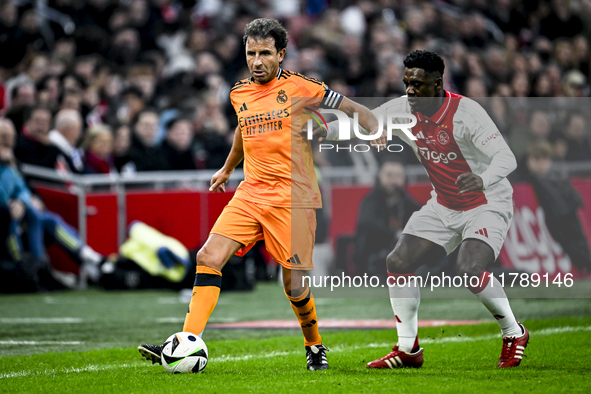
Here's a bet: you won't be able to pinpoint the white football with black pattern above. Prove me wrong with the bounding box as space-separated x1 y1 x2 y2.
161 332 208 374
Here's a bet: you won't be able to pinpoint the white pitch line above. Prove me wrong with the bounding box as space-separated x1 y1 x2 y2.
0 318 83 324
156 317 238 324
210 324 591 362
1 325 590 379
0 363 143 379
43 296 88 304
214 350 292 362
157 297 182 305
0 341 83 345
156 317 186 323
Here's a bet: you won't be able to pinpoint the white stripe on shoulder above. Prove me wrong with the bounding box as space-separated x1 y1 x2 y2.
435 90 452 123
325 90 335 106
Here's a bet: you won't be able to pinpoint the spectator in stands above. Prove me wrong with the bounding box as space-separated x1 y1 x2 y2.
82 124 115 174
108 27 142 66
113 123 134 173
5 81 37 132
192 96 231 169
554 112 591 162
162 118 197 171
375 60 406 97
0 0 22 69
126 63 158 107
0 119 29 257
118 86 146 125
48 109 85 173
0 118 105 284
26 54 50 84
573 35 591 77
465 77 488 97
59 90 83 114
539 0 584 40
60 73 86 95
127 109 170 171
36 75 61 112
510 110 553 161
18 7 50 52
354 161 420 278
562 70 588 98
0 203 10 262
0 116 46 291
525 141 591 275
0 0 589 173
531 72 553 97
14 106 60 169
9 81 37 108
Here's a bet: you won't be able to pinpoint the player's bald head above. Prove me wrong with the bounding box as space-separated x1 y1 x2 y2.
55 109 82 130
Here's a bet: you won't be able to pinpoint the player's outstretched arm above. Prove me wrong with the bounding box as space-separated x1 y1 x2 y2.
339 97 386 148
210 126 244 193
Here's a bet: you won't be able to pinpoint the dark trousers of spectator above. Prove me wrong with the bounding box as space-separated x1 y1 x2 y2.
546 213 591 275
0 207 11 260
9 207 84 262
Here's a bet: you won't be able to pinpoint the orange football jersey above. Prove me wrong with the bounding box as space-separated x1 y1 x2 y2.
230 68 343 208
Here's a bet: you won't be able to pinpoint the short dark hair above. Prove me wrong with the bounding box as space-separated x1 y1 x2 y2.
60 72 88 90
403 50 445 76
165 116 192 131
10 81 35 101
24 105 52 123
243 18 289 53
131 108 158 128
121 85 145 100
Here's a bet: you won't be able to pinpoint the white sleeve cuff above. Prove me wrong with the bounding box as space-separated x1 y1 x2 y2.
479 173 490 190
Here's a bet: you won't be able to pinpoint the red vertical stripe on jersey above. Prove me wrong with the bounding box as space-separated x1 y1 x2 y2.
413 93 487 211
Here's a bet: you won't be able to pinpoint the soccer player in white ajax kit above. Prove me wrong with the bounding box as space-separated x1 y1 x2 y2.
324 50 529 369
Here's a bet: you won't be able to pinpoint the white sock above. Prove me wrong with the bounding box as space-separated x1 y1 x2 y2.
388 274 420 353
79 245 103 265
472 274 521 338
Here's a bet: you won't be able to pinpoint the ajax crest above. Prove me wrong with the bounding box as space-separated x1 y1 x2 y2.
437 129 450 145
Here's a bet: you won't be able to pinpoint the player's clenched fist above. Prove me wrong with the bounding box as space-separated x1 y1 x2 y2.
456 173 483 195
302 121 327 142
210 169 231 193
369 128 387 149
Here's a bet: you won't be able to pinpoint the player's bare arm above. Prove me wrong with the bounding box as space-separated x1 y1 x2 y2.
456 173 484 195
339 97 386 148
210 126 244 193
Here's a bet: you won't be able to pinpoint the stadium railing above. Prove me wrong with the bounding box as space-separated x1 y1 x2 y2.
20 162 591 248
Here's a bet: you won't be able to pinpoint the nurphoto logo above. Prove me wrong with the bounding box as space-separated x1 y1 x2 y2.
304 107 418 153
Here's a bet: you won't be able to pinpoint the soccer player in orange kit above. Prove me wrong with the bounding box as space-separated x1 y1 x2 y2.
139 18 383 370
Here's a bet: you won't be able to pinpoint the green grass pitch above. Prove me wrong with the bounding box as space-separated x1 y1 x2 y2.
1 283 591 393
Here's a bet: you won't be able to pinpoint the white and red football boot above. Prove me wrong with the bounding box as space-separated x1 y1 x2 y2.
498 322 529 368
366 346 424 369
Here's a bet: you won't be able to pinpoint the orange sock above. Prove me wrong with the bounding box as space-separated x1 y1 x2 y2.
183 266 222 336
286 286 322 346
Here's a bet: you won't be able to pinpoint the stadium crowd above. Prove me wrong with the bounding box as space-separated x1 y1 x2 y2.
1 0 591 175
1 0 591 291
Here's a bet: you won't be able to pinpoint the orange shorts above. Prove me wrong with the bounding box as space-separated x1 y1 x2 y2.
210 197 316 271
